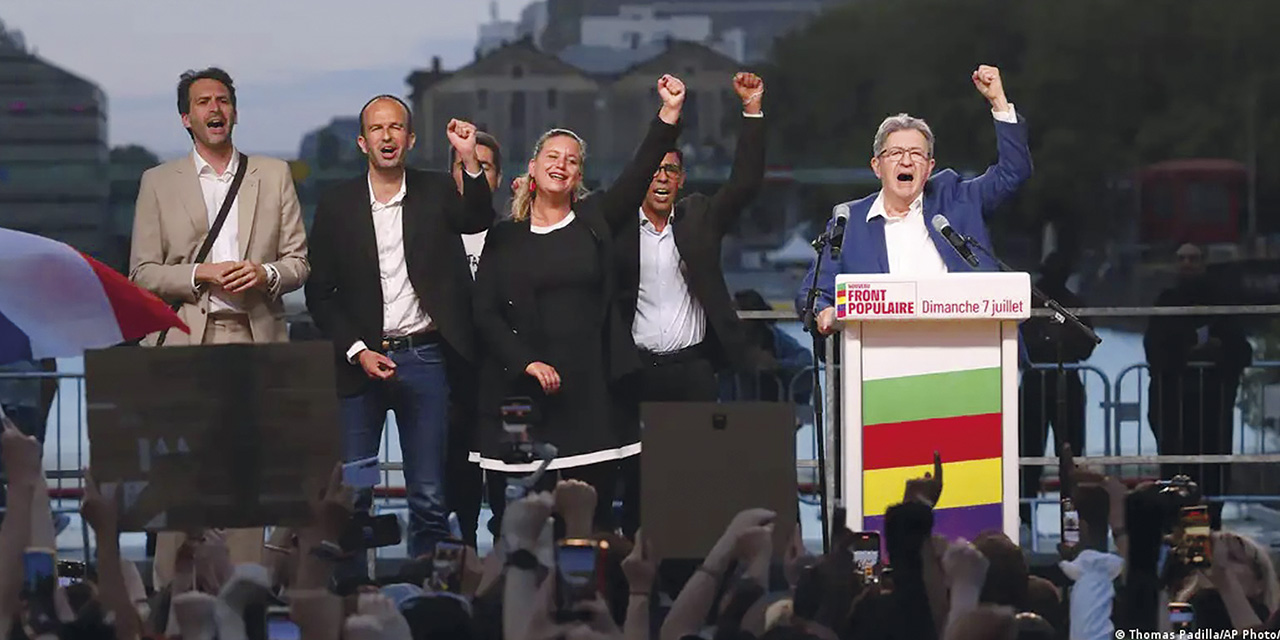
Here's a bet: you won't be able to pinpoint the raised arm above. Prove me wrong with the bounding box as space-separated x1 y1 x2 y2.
599 75 685 232
444 118 496 234
706 72 767 237
957 65 1033 212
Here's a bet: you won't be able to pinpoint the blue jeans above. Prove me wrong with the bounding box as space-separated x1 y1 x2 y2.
339 343 451 559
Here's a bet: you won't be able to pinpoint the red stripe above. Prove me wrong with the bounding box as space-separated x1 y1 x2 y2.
863 413 1002 470
81 253 189 340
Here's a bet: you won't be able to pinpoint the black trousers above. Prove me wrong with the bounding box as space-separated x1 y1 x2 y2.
445 372 483 548
1149 369 1240 530
619 349 719 539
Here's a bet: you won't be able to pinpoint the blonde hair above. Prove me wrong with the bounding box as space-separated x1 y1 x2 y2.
510 128 590 222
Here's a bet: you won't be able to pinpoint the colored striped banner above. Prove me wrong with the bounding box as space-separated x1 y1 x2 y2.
863 457 1003 517
863 413 1001 471
863 367 1001 426
864 502 1004 543
861 364 1004 540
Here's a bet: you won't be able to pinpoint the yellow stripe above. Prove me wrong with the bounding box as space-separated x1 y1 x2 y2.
863 457 1003 517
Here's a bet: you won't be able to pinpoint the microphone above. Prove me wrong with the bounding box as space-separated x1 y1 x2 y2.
930 214 979 268
828 206 849 259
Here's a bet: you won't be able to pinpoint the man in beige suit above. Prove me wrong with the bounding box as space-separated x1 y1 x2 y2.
128 67 309 588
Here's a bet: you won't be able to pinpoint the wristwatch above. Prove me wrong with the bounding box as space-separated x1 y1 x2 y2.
309 540 348 562
506 548 539 571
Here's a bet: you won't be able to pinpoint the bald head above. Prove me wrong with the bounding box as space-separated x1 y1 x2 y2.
359 94 413 136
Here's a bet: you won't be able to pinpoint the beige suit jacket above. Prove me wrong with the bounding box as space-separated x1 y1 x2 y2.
128 152 309 345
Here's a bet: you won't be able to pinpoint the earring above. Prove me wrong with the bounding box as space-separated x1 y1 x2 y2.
529 178 536 193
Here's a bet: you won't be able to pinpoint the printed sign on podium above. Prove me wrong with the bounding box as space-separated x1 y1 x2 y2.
835 272 1030 544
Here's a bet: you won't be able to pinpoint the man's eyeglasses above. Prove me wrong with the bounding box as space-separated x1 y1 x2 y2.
654 163 683 177
878 148 931 163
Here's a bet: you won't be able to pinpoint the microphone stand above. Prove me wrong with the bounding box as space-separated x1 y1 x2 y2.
801 227 839 554
960 234 1100 546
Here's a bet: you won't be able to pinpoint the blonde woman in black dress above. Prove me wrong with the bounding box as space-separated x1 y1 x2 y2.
473 75 687 533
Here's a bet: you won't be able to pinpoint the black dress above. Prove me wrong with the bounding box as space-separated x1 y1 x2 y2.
473 213 620 469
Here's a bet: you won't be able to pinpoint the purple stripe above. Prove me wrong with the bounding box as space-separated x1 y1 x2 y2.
862 503 1004 557
0 307 33 365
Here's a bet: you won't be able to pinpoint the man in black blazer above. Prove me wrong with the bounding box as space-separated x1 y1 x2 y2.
305 94 492 563
614 72 767 535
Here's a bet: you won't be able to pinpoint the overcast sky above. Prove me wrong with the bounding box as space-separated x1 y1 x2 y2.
2 0 530 158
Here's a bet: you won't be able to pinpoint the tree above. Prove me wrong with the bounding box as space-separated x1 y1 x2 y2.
767 0 1280 246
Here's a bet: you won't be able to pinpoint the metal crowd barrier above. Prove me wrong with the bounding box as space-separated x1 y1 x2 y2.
5 303 1280 561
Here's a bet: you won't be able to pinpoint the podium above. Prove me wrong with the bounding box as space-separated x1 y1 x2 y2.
834 272 1030 543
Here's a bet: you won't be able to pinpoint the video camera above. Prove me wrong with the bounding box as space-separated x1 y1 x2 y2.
500 396 557 504
1135 475 1212 575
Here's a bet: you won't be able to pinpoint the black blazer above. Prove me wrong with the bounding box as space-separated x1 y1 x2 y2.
615 115 766 370
305 168 493 397
474 117 682 384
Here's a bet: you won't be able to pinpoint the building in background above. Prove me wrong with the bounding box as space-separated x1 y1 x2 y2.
538 0 835 63
408 38 740 185
0 19 111 263
477 1 550 57
578 5 744 62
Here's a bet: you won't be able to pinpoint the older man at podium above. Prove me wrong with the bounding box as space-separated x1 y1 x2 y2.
795 65 1033 332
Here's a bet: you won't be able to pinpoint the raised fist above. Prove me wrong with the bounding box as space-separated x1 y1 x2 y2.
446 118 478 156
733 72 764 104
657 74 686 109
971 65 1007 108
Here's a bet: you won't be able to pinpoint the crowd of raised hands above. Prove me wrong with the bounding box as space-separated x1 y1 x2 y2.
6 413 1280 640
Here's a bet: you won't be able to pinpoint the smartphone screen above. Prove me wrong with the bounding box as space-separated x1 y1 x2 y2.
267 615 301 640
1061 497 1081 546
430 540 465 593
1168 602 1195 630
342 456 380 489
1180 506 1211 566
556 540 601 607
23 549 56 594
339 513 402 552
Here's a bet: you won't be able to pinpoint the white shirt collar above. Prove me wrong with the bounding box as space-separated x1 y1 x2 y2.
530 211 575 234
867 191 924 222
192 146 239 179
368 173 407 210
638 206 675 229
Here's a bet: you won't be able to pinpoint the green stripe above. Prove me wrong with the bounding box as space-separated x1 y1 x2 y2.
862 367 1000 425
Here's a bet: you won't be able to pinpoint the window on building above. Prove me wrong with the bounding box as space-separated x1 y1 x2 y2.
626 32 641 49
478 90 489 109
547 89 558 109
512 65 524 79
511 91 526 128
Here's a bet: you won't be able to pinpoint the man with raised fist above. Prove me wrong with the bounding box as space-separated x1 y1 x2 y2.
306 94 494 569
615 72 768 537
797 65 1033 336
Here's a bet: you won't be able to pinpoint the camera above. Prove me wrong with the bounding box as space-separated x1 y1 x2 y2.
499 396 557 504
1138 476 1211 577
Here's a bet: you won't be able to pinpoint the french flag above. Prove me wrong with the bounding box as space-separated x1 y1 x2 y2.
0 228 188 364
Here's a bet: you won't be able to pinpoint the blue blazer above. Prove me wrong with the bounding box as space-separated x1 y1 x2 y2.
795 115 1034 315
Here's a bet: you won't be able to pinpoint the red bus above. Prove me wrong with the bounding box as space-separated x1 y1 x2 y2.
1136 159 1247 244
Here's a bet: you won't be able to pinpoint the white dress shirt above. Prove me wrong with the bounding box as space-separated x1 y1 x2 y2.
346 175 432 362
632 208 706 354
463 230 486 278
189 147 280 312
867 104 1019 275
193 148 244 313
